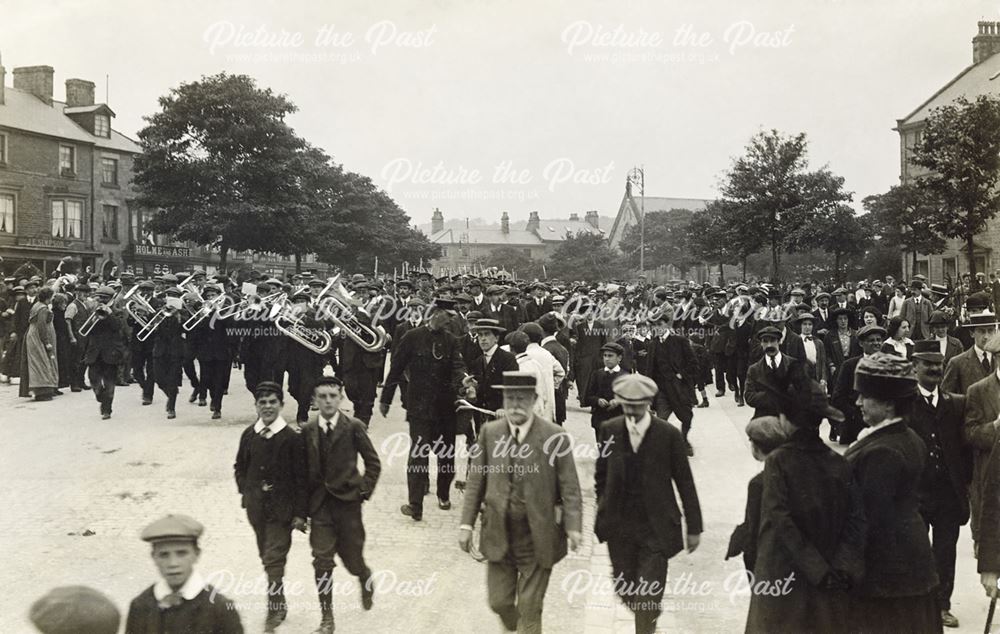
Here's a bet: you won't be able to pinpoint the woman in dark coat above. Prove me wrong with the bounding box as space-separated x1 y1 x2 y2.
845 353 941 633
52 292 73 389
745 381 865 634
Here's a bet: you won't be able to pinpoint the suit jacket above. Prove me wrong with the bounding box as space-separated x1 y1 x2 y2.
824 329 861 382
900 297 933 339
642 334 698 408
524 297 553 322
615 336 647 374
192 317 233 362
301 411 381 513
470 347 520 413
233 423 308 522
964 373 1000 541
460 416 583 568
977 413 1000 573
744 355 810 418
126 585 243 634
584 367 627 428
594 415 702 558
749 329 803 365
82 309 128 365
926 334 963 367
942 346 995 396
381 326 467 421
786 334 829 384
844 423 939 598
908 392 971 523
573 320 607 368
341 335 384 371
483 303 519 335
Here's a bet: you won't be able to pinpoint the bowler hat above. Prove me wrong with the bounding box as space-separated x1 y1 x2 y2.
911 339 944 363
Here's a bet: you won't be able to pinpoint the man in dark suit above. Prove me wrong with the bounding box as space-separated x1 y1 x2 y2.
703 291 734 397
901 281 934 340
786 314 829 387
301 376 381 634
505 287 528 330
942 310 998 395
458 371 583 633
125 514 243 634
524 282 553 323
572 305 607 406
467 278 488 313
340 322 385 426
744 326 810 419
584 342 628 440
83 286 128 419
615 321 647 374
909 340 971 628
812 291 834 336
595 373 702 634
483 285 518 336
233 381 308 632
643 307 698 455
380 297 471 520
927 310 963 368
191 284 233 419
831 324 885 445
468 318 520 418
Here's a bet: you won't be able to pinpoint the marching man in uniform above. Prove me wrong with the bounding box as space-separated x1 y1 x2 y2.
458 371 583 633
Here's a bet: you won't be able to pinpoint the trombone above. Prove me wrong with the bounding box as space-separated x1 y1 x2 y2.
136 302 180 342
78 287 124 336
183 293 232 331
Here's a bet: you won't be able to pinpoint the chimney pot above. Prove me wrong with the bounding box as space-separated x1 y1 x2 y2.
431 207 444 234
526 211 540 233
501 211 510 235
569 212 580 222
974 21 1000 63
65 78 95 107
585 210 601 229
12 65 54 105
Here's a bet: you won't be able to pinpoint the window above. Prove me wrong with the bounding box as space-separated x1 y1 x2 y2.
94 115 110 138
51 199 83 239
102 204 118 240
943 257 957 281
0 194 13 233
0 133 7 164
915 259 929 279
59 145 75 173
101 157 118 185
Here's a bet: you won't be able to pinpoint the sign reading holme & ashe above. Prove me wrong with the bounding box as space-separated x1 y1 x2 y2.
131 244 192 258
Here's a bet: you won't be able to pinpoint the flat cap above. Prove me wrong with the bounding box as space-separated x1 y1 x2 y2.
95 286 116 298
927 310 950 326
485 285 505 295
430 297 458 311
856 324 887 340
745 416 788 454
612 373 658 403
29 586 121 634
140 513 204 544
600 342 625 356
756 326 783 340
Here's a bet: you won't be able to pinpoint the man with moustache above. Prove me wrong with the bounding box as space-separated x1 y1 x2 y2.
594 373 702 634
302 376 381 633
927 310 963 368
943 310 998 396
458 371 583 634
908 340 971 628
901 279 934 341
744 326 810 419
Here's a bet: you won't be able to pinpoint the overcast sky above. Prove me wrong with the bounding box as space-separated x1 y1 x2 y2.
2 0 995 225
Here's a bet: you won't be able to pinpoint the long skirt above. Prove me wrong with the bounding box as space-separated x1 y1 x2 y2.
26 324 58 391
850 592 942 633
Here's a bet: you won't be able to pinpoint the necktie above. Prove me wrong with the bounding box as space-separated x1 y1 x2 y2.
158 592 184 609
627 418 642 451
260 426 272 439
804 335 813 341
984 353 992 375
513 427 521 444
926 394 934 408
768 357 776 371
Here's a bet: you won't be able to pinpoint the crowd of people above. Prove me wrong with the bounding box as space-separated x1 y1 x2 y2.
6 262 1000 633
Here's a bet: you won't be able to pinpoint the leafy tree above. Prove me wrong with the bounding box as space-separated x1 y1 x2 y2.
134 73 310 269
719 130 851 282
546 233 626 282
863 183 946 277
912 94 1000 277
688 200 754 280
619 209 702 275
473 247 544 280
799 205 872 284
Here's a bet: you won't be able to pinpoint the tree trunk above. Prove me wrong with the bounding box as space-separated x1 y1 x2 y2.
219 243 228 272
742 257 748 281
967 235 977 279
911 250 918 278
771 237 780 283
834 252 842 284
294 253 302 274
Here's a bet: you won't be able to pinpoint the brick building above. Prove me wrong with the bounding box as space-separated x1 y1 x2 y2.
0 58 326 280
427 207 603 272
899 22 1000 282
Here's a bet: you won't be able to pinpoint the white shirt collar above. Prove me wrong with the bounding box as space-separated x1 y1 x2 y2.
319 411 340 432
508 415 534 440
253 416 288 436
976 345 989 360
605 365 622 373
917 384 939 405
154 570 206 601
857 416 903 441
767 352 783 367
625 411 652 449
484 344 498 359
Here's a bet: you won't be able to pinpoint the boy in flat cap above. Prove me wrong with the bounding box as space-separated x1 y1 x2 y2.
30 586 120 634
125 514 243 633
233 381 307 632
583 342 627 440
594 373 702 634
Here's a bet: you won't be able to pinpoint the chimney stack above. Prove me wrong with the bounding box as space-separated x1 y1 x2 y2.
526 211 540 233
12 65 53 105
431 207 444 234
585 210 600 229
65 78 95 107
0 53 5 106
974 21 1000 64
569 212 580 222
501 211 510 235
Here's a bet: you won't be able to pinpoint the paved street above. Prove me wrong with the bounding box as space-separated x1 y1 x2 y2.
0 373 993 633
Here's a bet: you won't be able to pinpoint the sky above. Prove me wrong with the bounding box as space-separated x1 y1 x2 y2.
1 0 996 226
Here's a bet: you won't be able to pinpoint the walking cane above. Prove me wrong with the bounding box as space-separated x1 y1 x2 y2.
986 596 997 634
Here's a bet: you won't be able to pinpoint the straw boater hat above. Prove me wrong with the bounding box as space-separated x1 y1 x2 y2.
853 352 918 399
492 371 538 391
964 310 999 329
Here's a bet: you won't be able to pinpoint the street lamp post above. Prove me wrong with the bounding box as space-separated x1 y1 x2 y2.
627 167 645 273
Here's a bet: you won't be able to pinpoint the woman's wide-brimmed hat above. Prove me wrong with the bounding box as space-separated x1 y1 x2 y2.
853 352 918 399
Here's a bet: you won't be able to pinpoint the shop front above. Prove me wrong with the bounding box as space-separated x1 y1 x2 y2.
0 235 99 280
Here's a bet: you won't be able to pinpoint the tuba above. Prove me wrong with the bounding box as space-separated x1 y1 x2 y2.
273 296 333 355
315 276 388 353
